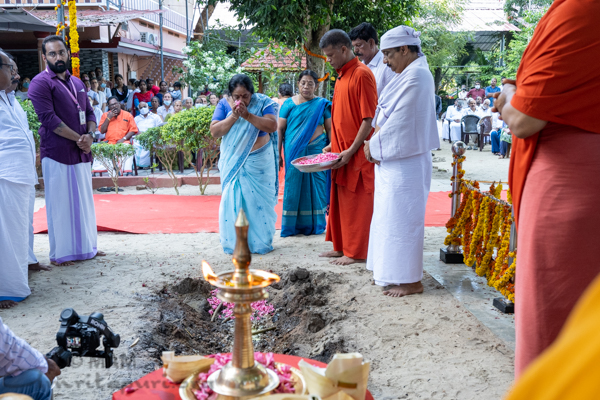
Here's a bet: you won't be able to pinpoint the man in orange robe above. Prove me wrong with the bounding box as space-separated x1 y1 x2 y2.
318 29 378 265
493 0 600 378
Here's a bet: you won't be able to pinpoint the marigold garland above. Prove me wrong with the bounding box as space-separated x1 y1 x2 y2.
444 176 516 303
68 0 80 78
303 45 330 82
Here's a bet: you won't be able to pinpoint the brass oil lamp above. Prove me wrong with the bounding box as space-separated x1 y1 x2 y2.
202 210 281 398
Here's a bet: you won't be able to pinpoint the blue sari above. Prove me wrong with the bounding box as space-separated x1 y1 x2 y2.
281 97 331 237
219 93 279 254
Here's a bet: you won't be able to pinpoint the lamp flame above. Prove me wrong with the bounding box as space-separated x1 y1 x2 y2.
202 260 219 284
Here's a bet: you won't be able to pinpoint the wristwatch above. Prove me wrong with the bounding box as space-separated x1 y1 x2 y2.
87 131 96 140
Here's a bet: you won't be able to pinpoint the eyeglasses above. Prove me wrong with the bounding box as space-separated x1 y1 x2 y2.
0 62 15 74
46 50 68 59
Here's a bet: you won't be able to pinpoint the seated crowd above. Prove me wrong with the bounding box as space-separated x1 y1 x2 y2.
442 77 511 158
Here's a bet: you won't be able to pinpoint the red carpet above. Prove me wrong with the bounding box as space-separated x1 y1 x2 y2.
33 192 454 234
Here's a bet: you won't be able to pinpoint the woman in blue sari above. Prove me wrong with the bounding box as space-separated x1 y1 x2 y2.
210 74 279 254
277 70 332 237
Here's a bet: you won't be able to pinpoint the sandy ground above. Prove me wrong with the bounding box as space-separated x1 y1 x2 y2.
2 141 515 400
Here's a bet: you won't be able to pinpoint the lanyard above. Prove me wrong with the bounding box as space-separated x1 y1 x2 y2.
46 67 82 112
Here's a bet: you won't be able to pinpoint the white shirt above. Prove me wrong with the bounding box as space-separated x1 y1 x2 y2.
15 90 28 101
478 106 492 117
446 106 464 122
370 56 440 161
0 316 48 377
157 105 175 121
366 50 396 97
0 91 37 186
134 112 163 133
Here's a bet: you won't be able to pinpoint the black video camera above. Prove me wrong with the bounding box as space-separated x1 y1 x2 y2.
46 308 120 369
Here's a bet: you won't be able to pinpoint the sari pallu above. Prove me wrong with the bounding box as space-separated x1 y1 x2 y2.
281 98 331 237
219 93 279 254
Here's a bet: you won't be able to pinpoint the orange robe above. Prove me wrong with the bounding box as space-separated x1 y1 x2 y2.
326 57 378 259
508 0 600 377
98 110 138 144
505 273 600 400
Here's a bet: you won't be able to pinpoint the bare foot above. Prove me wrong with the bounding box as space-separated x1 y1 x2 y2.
319 251 343 258
28 262 52 271
383 282 424 298
95 251 107 257
330 256 365 265
51 260 75 266
0 300 18 309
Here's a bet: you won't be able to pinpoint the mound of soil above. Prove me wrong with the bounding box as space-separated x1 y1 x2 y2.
139 268 347 364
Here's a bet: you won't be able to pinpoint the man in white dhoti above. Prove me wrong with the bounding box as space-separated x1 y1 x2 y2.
445 99 464 142
133 101 162 167
5 58 52 273
364 26 440 297
29 35 104 266
0 50 40 308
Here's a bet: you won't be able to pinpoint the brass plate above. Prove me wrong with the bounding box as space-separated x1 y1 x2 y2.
180 363 306 400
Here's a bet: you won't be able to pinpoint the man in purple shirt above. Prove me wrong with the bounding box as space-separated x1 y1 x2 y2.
467 80 485 100
29 35 105 266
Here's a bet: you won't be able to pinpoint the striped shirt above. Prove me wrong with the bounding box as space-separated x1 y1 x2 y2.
0 317 48 377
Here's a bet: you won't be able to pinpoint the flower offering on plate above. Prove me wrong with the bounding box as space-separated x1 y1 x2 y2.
179 352 306 400
292 153 341 173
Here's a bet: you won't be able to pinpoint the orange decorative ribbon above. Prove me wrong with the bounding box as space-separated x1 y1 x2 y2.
303 45 330 82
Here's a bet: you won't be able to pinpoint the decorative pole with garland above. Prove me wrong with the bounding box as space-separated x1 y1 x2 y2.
54 0 80 78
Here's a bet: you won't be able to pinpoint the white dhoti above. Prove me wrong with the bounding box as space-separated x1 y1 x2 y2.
28 185 38 265
134 141 151 168
449 122 461 142
42 158 97 264
0 179 32 301
441 120 450 140
367 151 432 286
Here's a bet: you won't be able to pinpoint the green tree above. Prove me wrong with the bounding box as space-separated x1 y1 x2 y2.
224 0 419 96
504 0 553 23
415 0 470 94
501 7 549 78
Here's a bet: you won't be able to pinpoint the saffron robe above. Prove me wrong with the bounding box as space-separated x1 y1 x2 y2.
326 57 378 260
506 0 600 377
505 273 600 400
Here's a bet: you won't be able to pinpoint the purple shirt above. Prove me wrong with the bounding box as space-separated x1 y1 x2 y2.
29 68 96 165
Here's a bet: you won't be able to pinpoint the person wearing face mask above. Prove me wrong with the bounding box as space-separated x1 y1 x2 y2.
15 76 31 101
156 92 175 121
134 101 162 167
90 78 106 111
100 77 112 104
479 99 492 116
445 99 464 142
467 80 485 101
195 97 205 108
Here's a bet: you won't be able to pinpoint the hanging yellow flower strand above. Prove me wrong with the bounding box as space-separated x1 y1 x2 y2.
68 0 80 78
